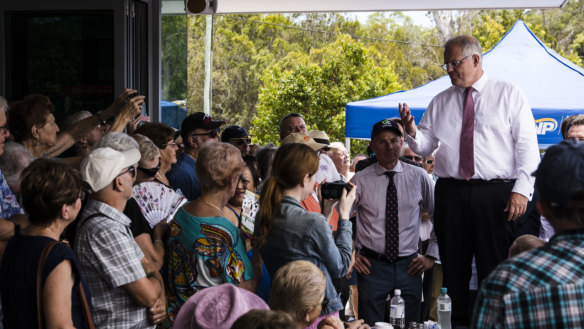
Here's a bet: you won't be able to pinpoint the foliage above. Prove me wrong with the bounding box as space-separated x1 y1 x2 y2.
160 6 584 156
252 35 402 155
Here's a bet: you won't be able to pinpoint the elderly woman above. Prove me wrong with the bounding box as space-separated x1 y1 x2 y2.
255 143 356 328
135 122 178 187
164 142 261 328
269 260 369 329
0 159 92 328
7 90 143 160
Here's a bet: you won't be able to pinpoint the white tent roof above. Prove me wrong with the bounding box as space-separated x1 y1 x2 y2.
164 0 569 14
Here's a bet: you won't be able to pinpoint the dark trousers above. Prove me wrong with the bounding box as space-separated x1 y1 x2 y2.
434 178 515 326
358 254 422 326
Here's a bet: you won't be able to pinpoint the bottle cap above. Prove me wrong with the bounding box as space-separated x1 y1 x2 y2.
441 287 447 294
394 289 401 296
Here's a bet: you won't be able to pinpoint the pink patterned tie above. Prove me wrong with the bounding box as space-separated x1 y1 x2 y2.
460 87 475 180
385 171 399 262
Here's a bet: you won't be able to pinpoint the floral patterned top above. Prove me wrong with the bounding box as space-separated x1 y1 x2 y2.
0 170 23 219
162 206 253 327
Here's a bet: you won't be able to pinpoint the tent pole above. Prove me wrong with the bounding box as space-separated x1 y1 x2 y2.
345 138 351 156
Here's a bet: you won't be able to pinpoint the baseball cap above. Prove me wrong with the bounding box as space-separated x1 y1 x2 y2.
80 147 141 192
181 112 226 136
282 132 328 151
371 119 403 139
533 139 584 207
221 125 250 142
308 130 331 145
172 283 269 329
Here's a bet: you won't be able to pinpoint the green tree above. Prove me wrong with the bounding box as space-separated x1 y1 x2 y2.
161 15 188 101
252 35 402 155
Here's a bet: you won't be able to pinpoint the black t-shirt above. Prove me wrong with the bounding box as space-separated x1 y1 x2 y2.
0 234 91 328
124 197 153 238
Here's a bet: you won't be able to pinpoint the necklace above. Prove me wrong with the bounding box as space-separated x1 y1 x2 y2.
197 198 225 217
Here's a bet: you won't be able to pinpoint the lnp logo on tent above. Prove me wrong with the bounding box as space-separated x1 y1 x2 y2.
535 118 558 135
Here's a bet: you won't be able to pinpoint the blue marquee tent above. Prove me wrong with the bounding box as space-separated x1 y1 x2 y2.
346 20 584 146
161 100 187 129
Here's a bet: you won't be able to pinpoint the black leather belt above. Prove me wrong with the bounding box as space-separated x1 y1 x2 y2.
360 247 414 263
440 178 515 184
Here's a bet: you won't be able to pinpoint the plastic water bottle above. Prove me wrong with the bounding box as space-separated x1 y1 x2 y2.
437 287 452 329
389 289 405 329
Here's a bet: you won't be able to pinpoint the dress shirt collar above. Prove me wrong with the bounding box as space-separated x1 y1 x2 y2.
457 72 488 95
374 160 403 176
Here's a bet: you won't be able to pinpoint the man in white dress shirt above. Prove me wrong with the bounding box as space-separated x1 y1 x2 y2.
399 35 540 326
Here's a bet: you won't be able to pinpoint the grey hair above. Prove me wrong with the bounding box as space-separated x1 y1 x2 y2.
445 35 483 63
0 142 33 193
132 133 161 165
62 110 92 131
0 96 7 112
93 132 138 152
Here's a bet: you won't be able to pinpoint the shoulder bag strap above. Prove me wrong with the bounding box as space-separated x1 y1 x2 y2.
37 241 59 329
77 275 96 329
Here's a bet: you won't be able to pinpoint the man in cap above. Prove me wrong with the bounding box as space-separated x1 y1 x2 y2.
399 35 540 325
351 118 437 326
75 146 166 328
167 112 225 200
472 140 584 328
221 125 252 155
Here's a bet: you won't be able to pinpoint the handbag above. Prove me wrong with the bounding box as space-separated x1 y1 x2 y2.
36 240 95 329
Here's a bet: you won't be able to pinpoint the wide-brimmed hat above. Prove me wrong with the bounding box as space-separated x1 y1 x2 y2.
282 132 328 151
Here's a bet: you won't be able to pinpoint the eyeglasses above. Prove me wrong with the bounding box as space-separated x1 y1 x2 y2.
138 160 161 177
191 129 220 139
163 141 178 148
441 55 471 71
404 155 423 162
229 137 251 146
117 165 136 178
0 125 7 135
424 159 434 165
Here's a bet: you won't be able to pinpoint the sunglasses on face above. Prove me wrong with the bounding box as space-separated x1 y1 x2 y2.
404 155 423 162
191 129 220 139
424 159 434 165
117 165 136 178
138 160 161 177
229 137 251 146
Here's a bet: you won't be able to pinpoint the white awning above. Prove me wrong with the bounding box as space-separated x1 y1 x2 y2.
163 0 569 14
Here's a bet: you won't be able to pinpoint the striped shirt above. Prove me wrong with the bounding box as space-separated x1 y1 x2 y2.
74 199 152 329
350 161 438 259
471 231 584 328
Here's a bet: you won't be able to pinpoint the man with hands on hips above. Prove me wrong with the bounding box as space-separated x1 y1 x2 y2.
350 119 438 326
398 35 540 326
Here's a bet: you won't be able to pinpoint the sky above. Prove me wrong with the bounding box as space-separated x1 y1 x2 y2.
351 11 434 27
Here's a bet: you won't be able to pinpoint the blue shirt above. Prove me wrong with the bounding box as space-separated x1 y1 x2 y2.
472 231 584 328
167 153 201 201
258 196 353 315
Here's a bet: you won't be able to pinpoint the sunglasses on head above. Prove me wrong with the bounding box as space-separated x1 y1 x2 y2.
138 160 161 177
404 155 423 162
229 137 251 146
191 129 220 139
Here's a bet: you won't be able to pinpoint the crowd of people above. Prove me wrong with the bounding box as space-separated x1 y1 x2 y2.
0 34 583 329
